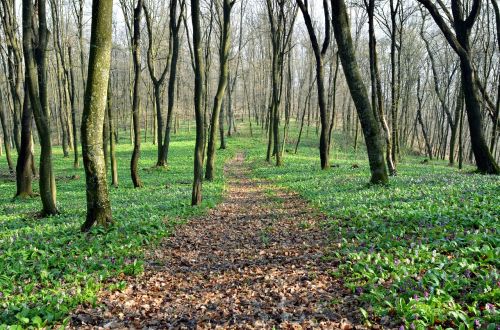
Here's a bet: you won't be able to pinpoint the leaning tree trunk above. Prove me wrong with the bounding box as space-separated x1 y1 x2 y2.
206 0 235 181
130 0 143 187
191 0 206 206
417 0 499 174
80 0 114 232
331 0 388 184
22 0 58 215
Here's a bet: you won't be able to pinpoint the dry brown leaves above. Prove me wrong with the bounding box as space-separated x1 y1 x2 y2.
70 153 367 330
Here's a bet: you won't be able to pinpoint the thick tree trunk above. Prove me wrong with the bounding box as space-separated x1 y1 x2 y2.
366 0 396 176
331 0 388 184
81 0 113 232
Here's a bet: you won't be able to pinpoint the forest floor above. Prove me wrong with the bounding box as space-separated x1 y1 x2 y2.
70 152 366 329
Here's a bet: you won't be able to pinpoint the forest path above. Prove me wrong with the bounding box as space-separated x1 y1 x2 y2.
71 153 364 329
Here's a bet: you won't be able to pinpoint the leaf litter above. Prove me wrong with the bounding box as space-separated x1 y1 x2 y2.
70 153 371 329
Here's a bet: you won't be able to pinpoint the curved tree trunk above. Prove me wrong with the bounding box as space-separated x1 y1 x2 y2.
22 0 58 215
81 0 114 232
130 0 143 188
331 0 389 184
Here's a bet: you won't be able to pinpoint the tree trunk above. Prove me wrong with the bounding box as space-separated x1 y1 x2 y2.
130 0 143 188
15 88 34 198
0 88 14 173
206 0 235 181
297 0 331 169
366 0 396 176
191 0 205 206
107 82 119 188
418 0 499 174
22 0 58 215
331 0 388 184
80 0 114 232
68 47 80 168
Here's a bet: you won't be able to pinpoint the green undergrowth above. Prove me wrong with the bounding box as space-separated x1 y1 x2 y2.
0 131 235 328
245 132 499 329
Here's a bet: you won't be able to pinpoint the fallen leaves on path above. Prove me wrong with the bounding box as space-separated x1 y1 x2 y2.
71 153 368 329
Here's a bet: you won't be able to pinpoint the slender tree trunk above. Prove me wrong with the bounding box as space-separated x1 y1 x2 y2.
107 82 119 188
219 100 227 149
206 0 235 181
297 0 331 169
22 0 58 215
0 89 14 173
81 0 114 232
130 0 143 188
191 0 205 206
15 88 34 198
68 47 80 168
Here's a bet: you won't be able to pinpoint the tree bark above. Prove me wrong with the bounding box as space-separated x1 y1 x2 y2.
191 0 206 206
0 88 14 173
297 0 331 169
15 85 34 198
331 0 388 184
22 0 58 215
418 0 499 174
206 0 235 181
130 0 143 187
81 0 114 232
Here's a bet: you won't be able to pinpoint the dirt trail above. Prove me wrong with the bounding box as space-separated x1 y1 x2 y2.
71 153 364 329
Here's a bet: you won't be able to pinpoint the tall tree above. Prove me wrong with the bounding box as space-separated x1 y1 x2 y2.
418 0 499 174
297 0 331 170
330 0 388 184
130 0 143 187
143 0 184 167
162 0 185 166
22 0 58 215
265 0 297 166
191 0 205 205
81 0 114 232
365 0 396 176
205 0 236 181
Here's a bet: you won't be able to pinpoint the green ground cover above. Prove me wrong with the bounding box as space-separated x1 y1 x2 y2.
0 132 235 328
247 133 499 329
0 126 498 329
